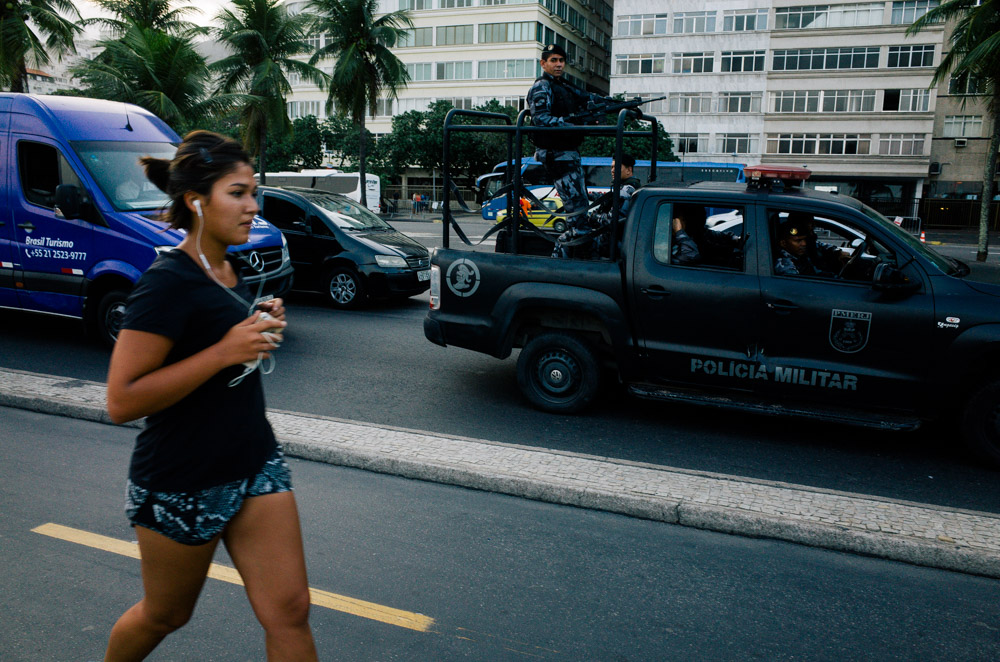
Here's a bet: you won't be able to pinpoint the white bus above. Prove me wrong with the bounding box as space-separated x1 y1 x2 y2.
259 170 381 213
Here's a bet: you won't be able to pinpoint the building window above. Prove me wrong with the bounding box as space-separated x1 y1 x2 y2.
723 9 768 31
718 134 758 154
770 90 820 113
396 98 432 113
375 98 394 116
399 27 433 47
888 45 935 67
772 47 879 71
719 92 762 113
436 61 473 80
943 115 983 137
479 21 533 43
878 133 925 155
616 13 668 36
616 53 667 75
674 11 716 33
405 62 434 81
949 73 987 95
890 1 939 24
675 134 706 154
668 93 712 114
883 88 930 111
478 59 539 79
766 133 871 155
721 51 765 72
822 89 876 112
439 97 474 110
287 100 322 119
775 3 885 29
398 0 432 9
437 25 473 45
440 0 474 6
671 52 713 74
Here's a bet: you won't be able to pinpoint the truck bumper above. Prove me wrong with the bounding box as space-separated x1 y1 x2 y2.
424 316 446 347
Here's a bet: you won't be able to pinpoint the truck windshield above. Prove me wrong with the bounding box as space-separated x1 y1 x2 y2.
72 141 176 211
859 204 963 276
307 193 392 230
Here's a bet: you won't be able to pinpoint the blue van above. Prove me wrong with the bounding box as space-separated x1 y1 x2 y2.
0 94 293 345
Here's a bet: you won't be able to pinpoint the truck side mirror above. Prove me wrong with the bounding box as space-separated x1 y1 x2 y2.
55 184 82 220
872 262 920 293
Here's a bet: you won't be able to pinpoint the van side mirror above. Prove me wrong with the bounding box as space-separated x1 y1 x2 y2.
872 262 920 293
55 184 83 220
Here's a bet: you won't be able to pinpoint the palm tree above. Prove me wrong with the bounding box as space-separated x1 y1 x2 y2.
307 0 411 208
212 0 328 184
71 20 239 128
81 0 202 37
0 0 81 92
910 0 1000 262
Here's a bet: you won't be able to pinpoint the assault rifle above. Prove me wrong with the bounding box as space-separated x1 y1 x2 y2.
566 95 667 125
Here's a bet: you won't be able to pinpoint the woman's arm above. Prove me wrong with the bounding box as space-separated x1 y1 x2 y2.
106 312 285 424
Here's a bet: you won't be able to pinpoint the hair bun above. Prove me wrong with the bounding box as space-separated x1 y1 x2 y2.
140 156 171 193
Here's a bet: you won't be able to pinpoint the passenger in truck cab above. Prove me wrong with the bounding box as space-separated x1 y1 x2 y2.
671 203 744 269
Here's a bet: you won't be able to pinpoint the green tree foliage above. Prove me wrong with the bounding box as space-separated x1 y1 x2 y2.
0 0 81 92
81 0 202 37
910 0 1000 261
71 21 236 129
265 115 327 171
579 114 676 165
212 0 328 183
307 0 411 207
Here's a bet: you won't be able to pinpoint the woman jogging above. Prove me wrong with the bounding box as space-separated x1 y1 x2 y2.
104 130 317 661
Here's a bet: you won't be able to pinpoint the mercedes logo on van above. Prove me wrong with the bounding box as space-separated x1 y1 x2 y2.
247 251 264 272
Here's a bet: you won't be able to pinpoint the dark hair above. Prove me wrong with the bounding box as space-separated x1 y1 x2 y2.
141 130 252 231
617 154 636 169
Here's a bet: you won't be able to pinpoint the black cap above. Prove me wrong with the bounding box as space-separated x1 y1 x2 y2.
778 220 808 240
540 43 567 60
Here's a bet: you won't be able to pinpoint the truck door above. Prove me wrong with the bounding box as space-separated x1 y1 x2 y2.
0 104 17 307
631 197 765 390
10 137 96 317
758 206 933 411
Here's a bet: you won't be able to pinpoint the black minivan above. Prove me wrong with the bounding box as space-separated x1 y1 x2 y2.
258 186 430 309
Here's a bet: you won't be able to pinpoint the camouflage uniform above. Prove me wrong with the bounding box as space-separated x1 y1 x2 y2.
774 248 834 276
591 175 641 257
526 71 605 258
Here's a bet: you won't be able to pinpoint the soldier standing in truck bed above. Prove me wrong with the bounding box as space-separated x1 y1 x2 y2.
526 43 609 258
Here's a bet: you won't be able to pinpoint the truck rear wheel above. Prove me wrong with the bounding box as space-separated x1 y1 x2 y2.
961 379 1000 467
517 332 599 413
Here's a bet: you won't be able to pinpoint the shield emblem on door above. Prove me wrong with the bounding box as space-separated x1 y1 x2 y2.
829 309 871 354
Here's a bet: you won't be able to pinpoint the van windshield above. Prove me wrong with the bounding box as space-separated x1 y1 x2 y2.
72 141 176 211
307 193 391 230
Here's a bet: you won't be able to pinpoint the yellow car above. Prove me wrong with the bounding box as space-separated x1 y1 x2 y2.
495 196 567 233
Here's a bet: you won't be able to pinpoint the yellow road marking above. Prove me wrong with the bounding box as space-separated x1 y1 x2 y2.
32 523 434 632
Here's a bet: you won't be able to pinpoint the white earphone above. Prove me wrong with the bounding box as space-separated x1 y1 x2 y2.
193 198 203 217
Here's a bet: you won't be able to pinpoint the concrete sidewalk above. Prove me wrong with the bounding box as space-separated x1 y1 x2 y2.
2 366 998 579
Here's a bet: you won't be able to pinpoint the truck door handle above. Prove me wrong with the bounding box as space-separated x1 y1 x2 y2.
641 285 670 299
17 222 35 231
766 300 798 314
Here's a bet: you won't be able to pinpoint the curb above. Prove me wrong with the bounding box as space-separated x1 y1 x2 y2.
3 367 999 580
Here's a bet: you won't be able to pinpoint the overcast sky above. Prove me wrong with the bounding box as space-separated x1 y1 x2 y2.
77 0 231 22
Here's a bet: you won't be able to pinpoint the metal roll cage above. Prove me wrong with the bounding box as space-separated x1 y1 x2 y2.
441 108 660 261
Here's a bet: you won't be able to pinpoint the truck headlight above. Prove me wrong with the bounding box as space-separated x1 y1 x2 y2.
375 255 407 268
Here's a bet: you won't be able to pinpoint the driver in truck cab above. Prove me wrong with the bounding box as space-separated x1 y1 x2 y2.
774 212 850 277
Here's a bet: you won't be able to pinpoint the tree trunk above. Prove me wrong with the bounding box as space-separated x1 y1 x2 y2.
259 121 268 186
11 59 26 93
358 113 368 209
976 92 1000 262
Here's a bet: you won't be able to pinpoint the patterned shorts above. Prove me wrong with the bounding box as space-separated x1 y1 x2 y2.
126 446 292 546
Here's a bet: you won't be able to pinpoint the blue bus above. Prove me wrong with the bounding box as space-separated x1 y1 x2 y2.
476 158 745 219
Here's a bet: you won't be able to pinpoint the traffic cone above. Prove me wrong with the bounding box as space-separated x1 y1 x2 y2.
919 231 926 244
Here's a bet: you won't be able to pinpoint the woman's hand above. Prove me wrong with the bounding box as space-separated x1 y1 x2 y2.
216 313 287 364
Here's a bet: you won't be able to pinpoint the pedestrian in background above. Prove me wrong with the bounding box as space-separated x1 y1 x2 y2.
103 130 317 661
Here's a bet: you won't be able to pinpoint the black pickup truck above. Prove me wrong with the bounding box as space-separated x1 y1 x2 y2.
425 168 1000 465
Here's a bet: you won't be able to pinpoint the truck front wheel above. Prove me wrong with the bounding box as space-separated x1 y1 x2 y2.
961 379 1000 467
517 332 599 413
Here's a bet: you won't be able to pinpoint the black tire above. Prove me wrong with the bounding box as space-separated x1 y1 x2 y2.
324 266 365 309
961 379 1000 468
95 289 129 347
516 332 600 413
553 219 567 233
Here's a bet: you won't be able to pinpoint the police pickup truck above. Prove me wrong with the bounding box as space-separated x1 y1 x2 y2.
424 166 1000 465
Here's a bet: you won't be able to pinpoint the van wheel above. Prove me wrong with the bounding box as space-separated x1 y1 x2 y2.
324 266 365 309
517 332 599 413
961 379 1000 468
95 289 129 347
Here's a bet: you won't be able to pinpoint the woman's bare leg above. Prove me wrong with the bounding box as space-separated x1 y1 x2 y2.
223 491 317 662
104 527 219 662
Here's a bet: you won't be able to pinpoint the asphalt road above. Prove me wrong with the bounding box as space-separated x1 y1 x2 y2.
4 407 1000 662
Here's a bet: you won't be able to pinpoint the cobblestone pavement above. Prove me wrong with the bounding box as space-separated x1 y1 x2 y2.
2 366 998 579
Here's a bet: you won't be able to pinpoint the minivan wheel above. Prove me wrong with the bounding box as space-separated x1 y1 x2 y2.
324 266 365 309
95 289 129 347
516 332 600 413
961 379 1000 468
